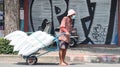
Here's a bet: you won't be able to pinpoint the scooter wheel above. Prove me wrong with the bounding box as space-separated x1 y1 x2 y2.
69 38 76 47
26 56 38 65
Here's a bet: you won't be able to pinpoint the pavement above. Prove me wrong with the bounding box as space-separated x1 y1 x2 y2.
0 46 120 64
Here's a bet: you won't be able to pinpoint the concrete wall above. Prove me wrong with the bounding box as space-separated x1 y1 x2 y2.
28 0 118 45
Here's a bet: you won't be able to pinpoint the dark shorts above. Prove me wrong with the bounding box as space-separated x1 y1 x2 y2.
59 40 69 49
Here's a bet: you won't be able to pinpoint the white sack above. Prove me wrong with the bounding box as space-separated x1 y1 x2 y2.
13 37 31 51
20 31 54 56
4 30 55 56
22 46 39 56
4 30 27 46
4 30 27 40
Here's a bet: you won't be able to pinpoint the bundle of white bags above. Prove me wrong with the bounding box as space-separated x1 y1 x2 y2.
4 30 54 56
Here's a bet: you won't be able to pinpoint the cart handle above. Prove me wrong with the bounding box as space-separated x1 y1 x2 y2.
53 33 67 50
45 33 67 51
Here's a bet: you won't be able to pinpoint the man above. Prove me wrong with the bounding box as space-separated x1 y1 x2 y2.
59 9 76 66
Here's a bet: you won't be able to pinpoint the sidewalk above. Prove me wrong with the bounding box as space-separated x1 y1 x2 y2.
0 47 120 63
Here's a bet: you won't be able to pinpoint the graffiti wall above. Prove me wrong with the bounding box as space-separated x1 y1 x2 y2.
28 0 118 45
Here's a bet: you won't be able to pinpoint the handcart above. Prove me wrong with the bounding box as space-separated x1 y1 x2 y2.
22 33 65 65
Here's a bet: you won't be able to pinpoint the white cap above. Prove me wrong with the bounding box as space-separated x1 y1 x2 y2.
67 9 76 16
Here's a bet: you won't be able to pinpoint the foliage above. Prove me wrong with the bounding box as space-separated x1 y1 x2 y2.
0 38 16 54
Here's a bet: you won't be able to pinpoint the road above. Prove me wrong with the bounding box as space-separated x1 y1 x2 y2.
0 63 120 67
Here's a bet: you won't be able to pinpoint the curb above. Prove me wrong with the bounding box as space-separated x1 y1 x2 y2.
69 54 120 63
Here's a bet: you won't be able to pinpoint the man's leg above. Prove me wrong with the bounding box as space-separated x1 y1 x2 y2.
59 49 63 64
63 49 68 64
59 48 68 65
59 41 69 65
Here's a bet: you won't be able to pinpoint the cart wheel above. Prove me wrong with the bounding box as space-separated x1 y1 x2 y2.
26 56 38 65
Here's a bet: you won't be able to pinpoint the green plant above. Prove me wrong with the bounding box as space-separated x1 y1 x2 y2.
0 38 16 54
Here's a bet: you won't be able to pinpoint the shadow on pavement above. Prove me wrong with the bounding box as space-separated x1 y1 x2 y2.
15 62 84 66
15 62 58 65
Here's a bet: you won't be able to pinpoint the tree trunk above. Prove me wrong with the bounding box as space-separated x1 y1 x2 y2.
4 0 19 35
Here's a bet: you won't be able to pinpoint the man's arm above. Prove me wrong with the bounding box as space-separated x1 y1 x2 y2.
60 27 70 35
